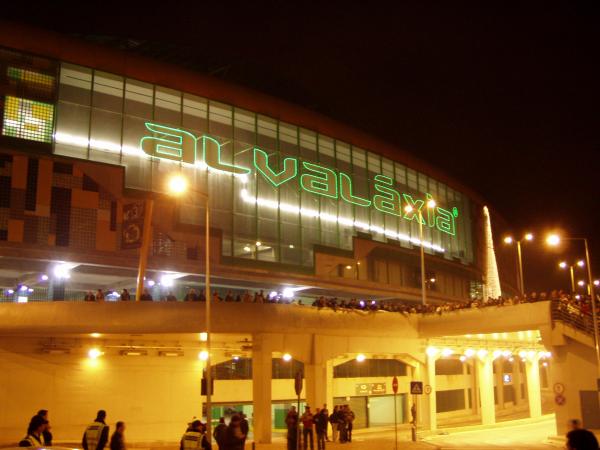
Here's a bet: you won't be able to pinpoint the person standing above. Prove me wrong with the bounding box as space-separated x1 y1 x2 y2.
346 405 355 443
223 414 245 450
180 419 210 450
19 415 47 447
212 418 227 450
285 406 299 450
119 290 131 301
239 412 249 449
314 408 328 450
329 406 339 443
300 406 315 450
110 422 126 450
567 419 599 450
37 409 53 446
82 410 109 450
321 405 329 442
96 289 105 301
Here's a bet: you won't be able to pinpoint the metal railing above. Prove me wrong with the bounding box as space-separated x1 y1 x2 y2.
551 299 596 336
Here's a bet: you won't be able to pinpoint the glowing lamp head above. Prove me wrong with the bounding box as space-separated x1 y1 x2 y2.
578 280 585 287
594 280 600 287
559 262 567 269
282 353 292 362
426 198 436 209
459 355 467 362
546 234 560 246
524 233 534 241
464 348 476 358
441 348 453 357
88 348 103 359
577 260 585 268
356 354 366 362
426 346 438 357
167 174 188 195
198 350 209 361
404 205 414 214
503 236 513 244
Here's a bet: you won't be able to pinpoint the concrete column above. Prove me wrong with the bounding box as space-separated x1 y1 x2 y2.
495 359 505 409
525 356 542 418
252 334 272 443
512 359 523 406
415 353 437 431
305 360 333 411
476 355 496 425
49 278 65 301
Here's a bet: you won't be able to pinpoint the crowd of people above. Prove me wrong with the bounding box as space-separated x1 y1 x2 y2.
17 409 251 450
285 404 355 450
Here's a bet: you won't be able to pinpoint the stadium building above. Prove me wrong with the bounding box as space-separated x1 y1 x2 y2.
0 22 594 445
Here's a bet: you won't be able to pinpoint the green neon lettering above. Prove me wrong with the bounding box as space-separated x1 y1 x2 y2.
426 193 436 228
300 162 338 199
402 194 426 224
202 135 251 175
373 175 402 216
436 207 457 235
140 122 197 164
339 172 371 207
253 148 298 187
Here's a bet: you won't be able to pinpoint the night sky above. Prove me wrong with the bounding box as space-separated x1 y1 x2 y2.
4 3 599 292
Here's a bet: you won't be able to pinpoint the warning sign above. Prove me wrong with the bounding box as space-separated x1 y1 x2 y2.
410 381 423 395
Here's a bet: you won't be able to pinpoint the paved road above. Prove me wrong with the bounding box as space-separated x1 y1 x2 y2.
422 415 558 449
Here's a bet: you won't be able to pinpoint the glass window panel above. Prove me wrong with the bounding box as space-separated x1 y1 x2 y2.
124 79 153 118
257 115 276 150
54 101 90 158
352 147 366 168
89 108 122 164
154 87 181 127
59 63 92 104
183 94 208 133
299 128 317 160
93 71 124 112
407 168 417 190
208 101 232 138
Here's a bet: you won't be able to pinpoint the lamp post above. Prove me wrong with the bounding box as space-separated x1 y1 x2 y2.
558 260 585 293
503 233 534 296
404 198 436 306
548 234 599 374
167 174 213 444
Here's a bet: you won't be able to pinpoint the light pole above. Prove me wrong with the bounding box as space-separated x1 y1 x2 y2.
404 197 436 306
547 234 599 375
558 260 585 294
503 233 534 296
167 174 213 444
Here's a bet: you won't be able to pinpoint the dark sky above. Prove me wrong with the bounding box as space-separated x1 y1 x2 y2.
4 3 600 292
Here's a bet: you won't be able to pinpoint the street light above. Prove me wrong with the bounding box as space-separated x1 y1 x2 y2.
167 173 213 443
558 260 585 293
404 197 437 305
547 233 599 374
503 233 534 296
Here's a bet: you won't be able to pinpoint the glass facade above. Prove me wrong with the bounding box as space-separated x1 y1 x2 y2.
52 62 474 268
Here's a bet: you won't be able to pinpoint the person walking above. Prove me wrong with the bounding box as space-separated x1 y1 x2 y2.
212 418 227 450
285 406 299 450
300 406 315 450
37 409 53 446
110 422 126 450
329 406 339 443
567 419 599 450
19 415 47 447
239 412 249 449
314 408 328 450
82 410 109 450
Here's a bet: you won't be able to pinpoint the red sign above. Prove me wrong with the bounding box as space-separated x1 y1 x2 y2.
392 376 398 394
555 394 566 406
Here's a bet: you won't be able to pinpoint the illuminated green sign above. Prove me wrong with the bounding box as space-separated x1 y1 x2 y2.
140 122 459 239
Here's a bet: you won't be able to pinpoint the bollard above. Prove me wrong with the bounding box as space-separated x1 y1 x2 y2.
252 441 255 450
411 425 417 442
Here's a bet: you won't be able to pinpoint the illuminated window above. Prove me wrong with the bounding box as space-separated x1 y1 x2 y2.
7 66 55 94
2 96 54 143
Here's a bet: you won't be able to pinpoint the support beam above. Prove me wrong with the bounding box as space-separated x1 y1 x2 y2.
512 359 523 406
476 355 496 425
252 334 272 443
305 360 333 412
495 358 505 409
525 356 542 418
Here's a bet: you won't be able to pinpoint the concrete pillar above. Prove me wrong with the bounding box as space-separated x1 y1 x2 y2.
476 355 496 425
525 356 542 418
495 359 505 409
512 359 523 406
305 360 333 411
252 334 272 443
463 361 470 411
415 353 437 431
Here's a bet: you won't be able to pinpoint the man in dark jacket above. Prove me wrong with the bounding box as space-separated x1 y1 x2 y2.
82 410 109 450
213 418 227 450
314 408 328 450
567 419 599 450
37 410 53 446
223 415 245 450
110 422 126 450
